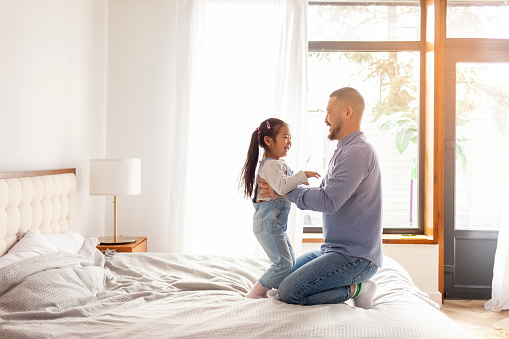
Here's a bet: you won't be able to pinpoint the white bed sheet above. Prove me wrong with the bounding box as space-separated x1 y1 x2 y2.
0 238 474 339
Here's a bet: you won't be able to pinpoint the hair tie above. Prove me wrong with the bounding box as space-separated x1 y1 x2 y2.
256 127 261 134
266 121 271 130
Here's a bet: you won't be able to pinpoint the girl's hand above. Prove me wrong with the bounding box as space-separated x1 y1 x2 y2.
304 171 321 179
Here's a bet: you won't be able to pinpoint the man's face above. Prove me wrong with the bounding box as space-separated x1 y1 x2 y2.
325 96 344 141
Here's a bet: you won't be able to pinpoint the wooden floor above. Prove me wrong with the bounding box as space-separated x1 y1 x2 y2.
441 300 509 338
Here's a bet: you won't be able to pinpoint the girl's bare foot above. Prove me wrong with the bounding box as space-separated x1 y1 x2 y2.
246 281 270 299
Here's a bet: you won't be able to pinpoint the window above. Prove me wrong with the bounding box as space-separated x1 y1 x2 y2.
308 1 420 41
453 62 509 231
447 0 509 39
444 0 509 233
304 0 423 234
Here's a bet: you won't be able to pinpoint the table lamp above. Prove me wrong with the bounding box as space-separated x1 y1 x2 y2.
90 158 141 244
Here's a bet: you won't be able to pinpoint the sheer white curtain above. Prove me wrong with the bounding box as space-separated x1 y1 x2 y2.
169 0 308 256
485 130 509 313
167 1 195 253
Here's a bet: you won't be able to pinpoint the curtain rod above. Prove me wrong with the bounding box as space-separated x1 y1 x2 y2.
309 1 507 6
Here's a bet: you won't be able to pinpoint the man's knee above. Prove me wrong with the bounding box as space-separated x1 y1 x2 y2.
277 278 301 305
277 281 292 303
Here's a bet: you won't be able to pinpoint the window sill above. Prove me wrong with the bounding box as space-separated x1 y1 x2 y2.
302 233 436 245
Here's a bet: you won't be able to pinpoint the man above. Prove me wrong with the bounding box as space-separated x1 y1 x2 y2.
259 87 382 309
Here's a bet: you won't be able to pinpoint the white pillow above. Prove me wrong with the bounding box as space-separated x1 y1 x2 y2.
38 231 85 254
0 230 85 269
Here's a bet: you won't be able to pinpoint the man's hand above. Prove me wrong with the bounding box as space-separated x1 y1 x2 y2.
258 178 282 198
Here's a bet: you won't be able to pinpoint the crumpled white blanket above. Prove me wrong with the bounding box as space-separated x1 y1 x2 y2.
0 238 105 317
0 238 474 339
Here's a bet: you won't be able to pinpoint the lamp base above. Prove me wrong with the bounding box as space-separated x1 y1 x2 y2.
99 236 137 245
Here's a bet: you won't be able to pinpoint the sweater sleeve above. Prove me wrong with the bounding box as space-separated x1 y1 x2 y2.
286 146 369 213
258 160 308 196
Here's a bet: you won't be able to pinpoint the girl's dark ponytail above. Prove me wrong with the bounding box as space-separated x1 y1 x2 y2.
240 130 260 198
239 117 287 199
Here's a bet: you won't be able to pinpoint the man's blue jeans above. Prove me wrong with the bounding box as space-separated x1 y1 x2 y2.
278 249 377 305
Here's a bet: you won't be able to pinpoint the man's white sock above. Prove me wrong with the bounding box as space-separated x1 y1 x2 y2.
353 280 377 309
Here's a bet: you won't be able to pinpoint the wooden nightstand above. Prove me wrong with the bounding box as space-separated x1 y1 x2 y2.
96 237 147 253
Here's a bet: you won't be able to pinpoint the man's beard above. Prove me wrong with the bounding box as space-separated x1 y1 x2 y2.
327 119 343 141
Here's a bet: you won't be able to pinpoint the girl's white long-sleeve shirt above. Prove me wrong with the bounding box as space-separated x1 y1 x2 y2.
254 159 308 202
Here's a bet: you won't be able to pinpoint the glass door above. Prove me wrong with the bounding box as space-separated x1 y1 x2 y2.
444 48 509 298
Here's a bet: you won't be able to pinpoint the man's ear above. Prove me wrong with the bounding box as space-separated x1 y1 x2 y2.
345 106 354 119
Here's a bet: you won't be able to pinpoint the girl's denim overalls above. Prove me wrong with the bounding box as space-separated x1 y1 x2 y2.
252 159 296 289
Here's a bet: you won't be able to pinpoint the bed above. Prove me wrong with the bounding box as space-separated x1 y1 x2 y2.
0 169 475 338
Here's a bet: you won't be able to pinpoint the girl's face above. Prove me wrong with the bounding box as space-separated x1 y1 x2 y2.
264 124 292 160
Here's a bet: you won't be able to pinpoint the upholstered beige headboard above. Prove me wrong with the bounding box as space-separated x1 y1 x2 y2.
0 169 77 256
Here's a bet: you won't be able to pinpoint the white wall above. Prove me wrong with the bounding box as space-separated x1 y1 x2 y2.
105 0 177 252
0 0 108 238
384 244 441 305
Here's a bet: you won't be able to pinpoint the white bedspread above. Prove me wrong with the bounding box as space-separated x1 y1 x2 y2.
0 238 474 338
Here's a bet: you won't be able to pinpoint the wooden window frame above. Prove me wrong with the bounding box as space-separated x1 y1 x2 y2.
305 0 433 239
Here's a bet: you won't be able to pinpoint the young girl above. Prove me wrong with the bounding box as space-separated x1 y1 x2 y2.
240 118 320 299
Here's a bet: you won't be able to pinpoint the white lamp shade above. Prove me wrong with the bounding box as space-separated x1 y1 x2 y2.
90 158 141 196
